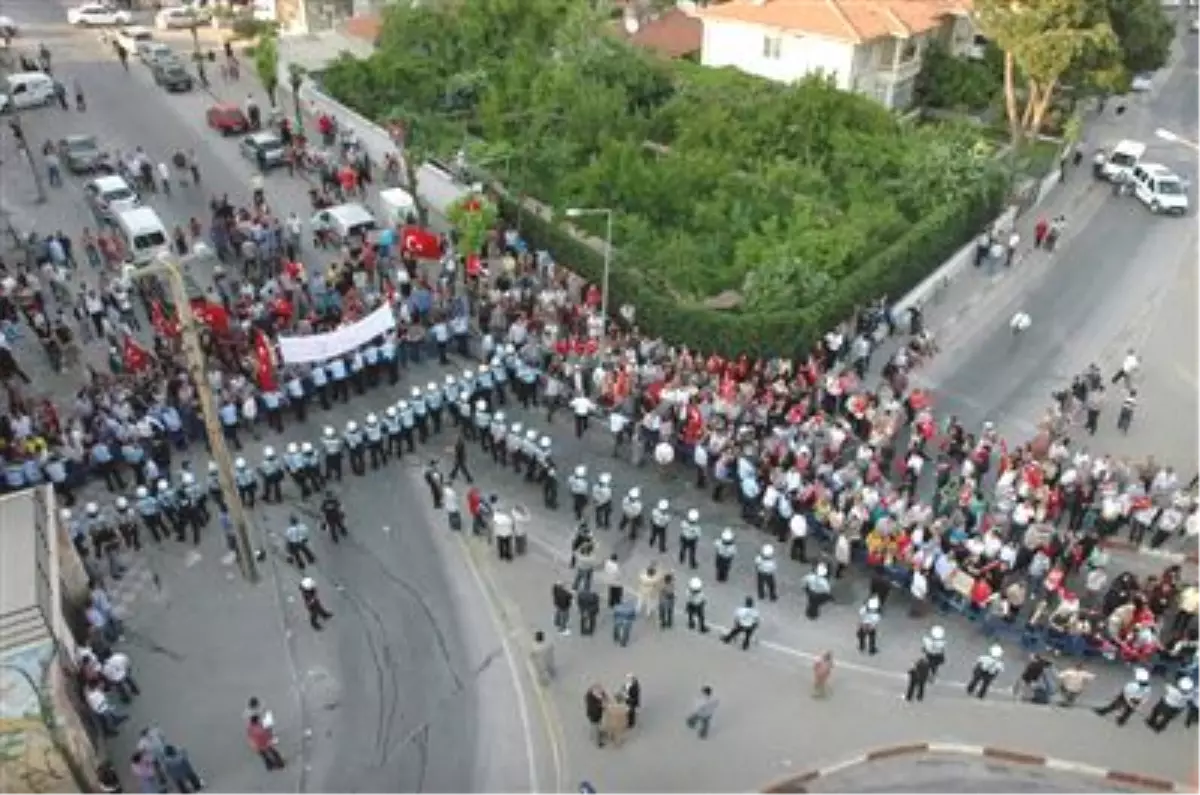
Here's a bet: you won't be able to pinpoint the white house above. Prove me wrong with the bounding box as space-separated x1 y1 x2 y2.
696 0 975 110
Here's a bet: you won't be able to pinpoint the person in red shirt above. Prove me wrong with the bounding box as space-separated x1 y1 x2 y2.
247 715 285 770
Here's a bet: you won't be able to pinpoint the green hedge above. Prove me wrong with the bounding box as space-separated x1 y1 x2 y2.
500 182 1004 358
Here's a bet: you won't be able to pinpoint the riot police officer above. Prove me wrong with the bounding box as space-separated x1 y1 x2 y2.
286 370 307 423
679 509 701 569
383 407 403 460
382 332 400 385
476 363 494 408
113 496 140 551
411 386 429 443
569 465 589 521
522 430 539 481
320 491 348 543
301 442 324 490
536 436 553 483
399 400 416 452
443 375 460 427
543 462 559 510
365 413 386 469
685 577 708 633
474 400 491 454
285 442 310 498
619 487 644 539
157 477 183 536
345 421 366 476
234 457 257 506
260 446 284 504
206 461 224 512
135 485 165 543
754 544 778 601
649 499 670 553
714 528 737 583
507 422 524 472
322 427 343 481
593 472 613 529
86 502 123 578
179 471 205 544
490 412 508 465
490 355 508 406
427 382 444 435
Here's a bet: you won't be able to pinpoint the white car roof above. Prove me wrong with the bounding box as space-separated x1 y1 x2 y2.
93 175 132 192
248 131 281 143
1140 163 1177 179
122 25 152 34
1112 140 1147 156
325 203 375 224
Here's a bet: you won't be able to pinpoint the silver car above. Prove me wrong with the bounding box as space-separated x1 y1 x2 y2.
239 132 286 170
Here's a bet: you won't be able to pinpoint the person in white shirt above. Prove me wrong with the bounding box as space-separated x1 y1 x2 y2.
570 394 594 438
1112 349 1139 385
101 650 140 703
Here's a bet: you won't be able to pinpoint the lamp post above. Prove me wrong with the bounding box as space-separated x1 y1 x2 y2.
1155 127 1200 152
125 253 260 583
564 207 614 329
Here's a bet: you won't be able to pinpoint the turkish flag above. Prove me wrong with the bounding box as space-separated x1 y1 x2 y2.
465 254 482 276
122 335 152 373
271 295 294 326
254 329 277 391
190 299 231 335
400 225 443 260
151 301 180 338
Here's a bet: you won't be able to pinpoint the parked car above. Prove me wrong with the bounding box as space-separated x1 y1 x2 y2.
240 131 286 170
85 174 140 219
136 40 174 65
113 25 153 53
152 61 193 92
311 203 377 245
1128 163 1190 215
0 72 56 112
155 6 209 29
67 3 131 26
206 103 250 135
58 134 104 174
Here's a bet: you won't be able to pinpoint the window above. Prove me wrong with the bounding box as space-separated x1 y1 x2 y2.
762 35 782 59
900 39 919 61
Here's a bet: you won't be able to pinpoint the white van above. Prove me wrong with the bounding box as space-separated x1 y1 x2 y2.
0 72 56 112
1129 163 1190 215
378 187 417 225
114 206 169 264
1100 139 1146 183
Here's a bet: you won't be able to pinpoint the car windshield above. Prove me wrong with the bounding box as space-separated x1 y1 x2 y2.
104 186 134 201
257 138 284 152
1157 179 1185 196
165 66 186 77
134 230 167 249
64 136 97 153
1110 152 1138 167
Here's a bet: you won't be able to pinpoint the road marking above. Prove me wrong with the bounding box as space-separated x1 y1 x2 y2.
454 534 543 793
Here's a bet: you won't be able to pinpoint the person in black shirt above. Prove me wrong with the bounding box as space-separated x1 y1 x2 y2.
1013 653 1052 700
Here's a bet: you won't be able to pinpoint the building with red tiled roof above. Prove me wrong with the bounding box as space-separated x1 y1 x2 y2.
612 6 704 59
697 0 976 109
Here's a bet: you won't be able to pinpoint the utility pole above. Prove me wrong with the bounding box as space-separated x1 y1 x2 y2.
129 256 260 582
7 113 46 204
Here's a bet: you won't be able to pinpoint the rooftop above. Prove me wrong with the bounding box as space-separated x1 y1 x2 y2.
613 7 705 58
697 0 971 44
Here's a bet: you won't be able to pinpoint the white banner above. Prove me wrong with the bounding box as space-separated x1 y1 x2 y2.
277 304 396 364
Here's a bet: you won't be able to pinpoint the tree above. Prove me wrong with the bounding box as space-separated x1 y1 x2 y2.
1107 0 1173 76
975 0 1118 141
447 195 499 257
287 62 306 128
253 33 279 106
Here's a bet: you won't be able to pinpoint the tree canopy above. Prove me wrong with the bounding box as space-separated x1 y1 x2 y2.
322 0 1004 338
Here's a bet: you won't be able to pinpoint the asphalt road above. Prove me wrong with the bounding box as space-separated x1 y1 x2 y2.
917 30 1200 474
0 4 529 791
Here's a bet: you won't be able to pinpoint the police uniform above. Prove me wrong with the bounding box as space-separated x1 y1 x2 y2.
476 364 494 409
157 480 183 535
1147 681 1192 731
517 361 538 408
427 383 444 434
754 545 778 601
714 531 736 582
286 373 307 423
399 401 416 452
619 488 644 539
1095 673 1151 725
363 340 381 388
310 361 331 409
922 628 947 680
321 492 349 542
649 500 670 553
235 458 258 506
857 598 881 654
721 599 759 650
349 348 366 395
120 441 146 486
490 356 508 406
327 356 349 403
490 414 508 465
260 449 284 503
136 488 165 543
86 504 122 577
458 398 475 440
180 473 206 543
383 409 403 459
261 389 284 434
535 436 553 484
285 444 311 498
474 401 492 454
365 414 386 469
284 517 317 570
804 566 832 619
322 428 343 481
411 388 429 443
569 467 589 521
521 430 539 481
443 377 461 427
678 511 701 569
460 369 477 410
685 579 708 632
113 498 140 550
966 647 1004 699
344 422 366 475
381 334 400 385
592 475 613 529
301 442 324 489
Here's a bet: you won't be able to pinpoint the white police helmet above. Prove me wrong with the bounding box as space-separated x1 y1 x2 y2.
600 472 612 484
300 577 316 590
761 544 774 558
411 387 421 398
720 528 734 543
60 508 72 521
86 502 99 515
931 626 945 640
688 577 703 591
345 421 358 433
687 509 699 522
1135 668 1150 683
525 430 537 441
657 499 669 511
301 442 313 454
866 596 880 611
157 479 170 491
287 443 299 455
495 412 506 423
235 457 247 469
116 497 129 510
475 400 486 412
136 486 148 498
540 436 551 448
208 461 218 473
366 413 378 425
427 382 437 391
264 446 276 458
180 472 195 485
990 645 1003 658
628 487 640 499
324 426 335 438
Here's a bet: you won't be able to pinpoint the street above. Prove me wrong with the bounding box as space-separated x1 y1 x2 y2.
1 3 535 792
0 2 1196 793
915 28 1200 474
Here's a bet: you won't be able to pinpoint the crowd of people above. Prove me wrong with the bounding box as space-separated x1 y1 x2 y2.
0 85 1196 795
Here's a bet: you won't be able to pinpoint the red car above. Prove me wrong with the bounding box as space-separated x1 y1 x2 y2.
206 103 249 136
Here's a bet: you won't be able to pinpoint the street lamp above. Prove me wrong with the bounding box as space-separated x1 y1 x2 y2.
564 207 614 330
125 252 260 583
1155 127 1200 151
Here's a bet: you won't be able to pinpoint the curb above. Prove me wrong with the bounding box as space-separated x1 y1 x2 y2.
759 742 1190 793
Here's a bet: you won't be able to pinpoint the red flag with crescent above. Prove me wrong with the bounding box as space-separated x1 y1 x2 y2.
122 335 152 373
190 298 230 334
400 225 443 259
254 329 277 391
151 301 180 338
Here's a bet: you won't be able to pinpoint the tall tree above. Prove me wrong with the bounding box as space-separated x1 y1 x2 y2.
1106 0 1174 76
253 33 279 106
975 0 1118 141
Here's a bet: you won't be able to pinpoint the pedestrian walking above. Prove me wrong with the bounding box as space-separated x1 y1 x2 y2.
856 596 881 654
1094 668 1151 726
812 651 833 699
530 630 556 685
603 554 623 608
621 674 641 728
1146 678 1193 732
612 599 636 646
552 581 574 635
600 694 630 748
1117 389 1137 433
685 686 718 739
1111 349 1139 385
636 563 662 617
967 645 1004 700
247 714 285 770
577 586 600 636
161 745 203 793
585 685 607 747
904 655 932 702
658 573 676 629
130 752 162 794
